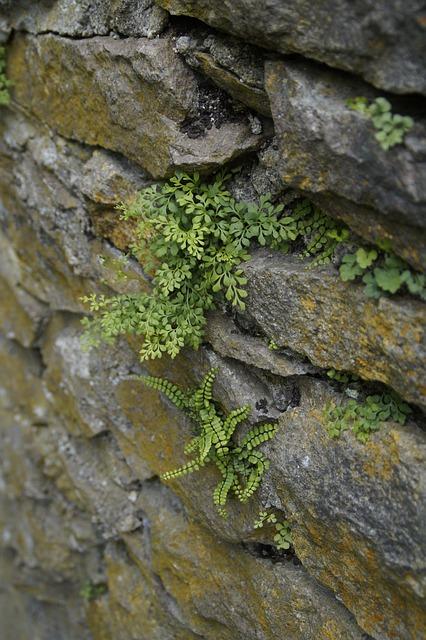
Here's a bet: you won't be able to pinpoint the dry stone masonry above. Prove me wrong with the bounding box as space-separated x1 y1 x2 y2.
0 2 425 640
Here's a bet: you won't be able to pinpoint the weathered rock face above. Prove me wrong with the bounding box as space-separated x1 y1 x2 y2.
265 59 426 268
268 380 426 640
243 251 426 410
8 32 265 178
2 0 169 38
0 2 425 640
156 0 426 96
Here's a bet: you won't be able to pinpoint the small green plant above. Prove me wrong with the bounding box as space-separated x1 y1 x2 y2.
324 392 412 443
254 510 292 550
340 248 426 300
80 582 108 601
268 339 278 351
326 369 359 384
347 96 413 150
273 520 292 550
142 368 278 518
82 173 424 364
98 253 130 284
0 46 11 106
81 172 299 360
254 510 277 528
291 200 349 265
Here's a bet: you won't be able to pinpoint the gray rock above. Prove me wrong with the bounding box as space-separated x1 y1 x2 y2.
0 334 48 423
122 479 368 640
34 425 144 538
265 59 426 268
266 378 426 640
175 28 271 116
243 251 426 410
0 552 93 640
2 0 168 38
0 277 49 348
9 33 265 178
157 0 426 95
41 313 148 447
205 311 318 378
0 111 150 309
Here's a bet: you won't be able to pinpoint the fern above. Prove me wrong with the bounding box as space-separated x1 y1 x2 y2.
273 521 292 550
0 46 11 106
82 172 297 361
292 200 350 265
347 96 413 150
340 249 426 300
324 392 412 443
254 510 292 550
327 369 359 384
82 172 425 363
141 368 277 517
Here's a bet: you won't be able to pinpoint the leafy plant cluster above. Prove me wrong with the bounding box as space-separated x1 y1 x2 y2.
324 392 412 443
340 246 426 300
0 46 11 106
254 510 292 550
80 582 108 601
81 173 349 361
81 171 425 363
347 96 413 150
142 368 278 518
326 368 359 385
268 339 278 351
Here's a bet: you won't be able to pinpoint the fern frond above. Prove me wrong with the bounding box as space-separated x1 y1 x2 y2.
238 423 278 452
192 368 218 411
202 412 230 458
213 468 235 515
223 405 251 439
146 368 278 516
161 457 204 480
141 375 188 409
184 436 200 455
198 432 213 462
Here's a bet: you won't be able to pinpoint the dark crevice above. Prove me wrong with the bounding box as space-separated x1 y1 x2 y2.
242 541 298 564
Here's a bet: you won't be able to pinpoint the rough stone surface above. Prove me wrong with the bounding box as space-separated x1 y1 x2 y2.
157 0 426 95
205 311 318 378
8 33 265 178
1 0 169 38
243 251 426 410
266 379 426 640
266 59 426 269
175 28 271 117
0 2 425 639
122 481 367 640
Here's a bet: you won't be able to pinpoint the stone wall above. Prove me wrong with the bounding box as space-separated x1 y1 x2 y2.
0 2 425 639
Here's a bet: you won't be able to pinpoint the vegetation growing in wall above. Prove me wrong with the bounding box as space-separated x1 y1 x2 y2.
347 96 413 150
142 368 277 517
254 511 292 550
0 46 11 106
340 246 426 299
326 369 359 384
80 582 108 601
323 392 412 443
82 172 425 363
81 172 348 361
